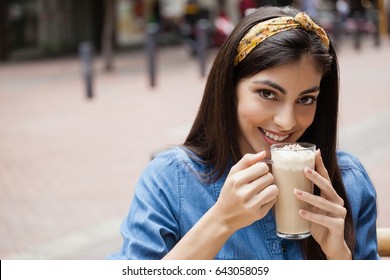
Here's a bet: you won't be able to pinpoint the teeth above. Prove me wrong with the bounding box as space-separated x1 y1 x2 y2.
262 129 289 142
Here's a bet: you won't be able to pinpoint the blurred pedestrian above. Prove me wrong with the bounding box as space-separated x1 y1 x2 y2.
213 9 234 46
349 0 366 49
334 0 351 43
184 0 200 27
300 0 321 18
239 0 257 17
133 0 145 31
336 0 351 21
182 0 200 51
385 0 390 38
109 6 379 260
149 0 162 24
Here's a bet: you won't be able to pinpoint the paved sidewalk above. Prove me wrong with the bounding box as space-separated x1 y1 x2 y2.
0 38 389 259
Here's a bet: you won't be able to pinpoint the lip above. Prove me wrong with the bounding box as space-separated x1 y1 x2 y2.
259 128 291 145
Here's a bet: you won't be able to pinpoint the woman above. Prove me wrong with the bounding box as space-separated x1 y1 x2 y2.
110 6 379 260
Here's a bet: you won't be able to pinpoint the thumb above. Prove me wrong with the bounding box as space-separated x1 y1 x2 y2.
230 151 267 174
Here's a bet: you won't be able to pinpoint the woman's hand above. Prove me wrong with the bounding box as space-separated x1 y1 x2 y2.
164 151 278 260
294 150 352 260
213 151 279 233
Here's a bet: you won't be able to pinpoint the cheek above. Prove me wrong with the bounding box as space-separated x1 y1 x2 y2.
237 101 264 128
238 103 252 119
297 106 317 129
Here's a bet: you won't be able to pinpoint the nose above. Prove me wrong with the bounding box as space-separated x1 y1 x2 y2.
273 105 296 131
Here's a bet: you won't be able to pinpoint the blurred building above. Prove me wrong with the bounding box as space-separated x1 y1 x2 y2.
1 0 104 61
7 0 386 62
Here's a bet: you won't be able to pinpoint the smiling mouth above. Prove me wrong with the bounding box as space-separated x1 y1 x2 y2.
260 128 290 142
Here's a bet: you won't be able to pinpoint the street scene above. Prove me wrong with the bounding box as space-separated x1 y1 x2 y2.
1 0 390 260
1 37 390 260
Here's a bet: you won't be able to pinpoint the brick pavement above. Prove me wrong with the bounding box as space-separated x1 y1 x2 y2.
0 38 389 259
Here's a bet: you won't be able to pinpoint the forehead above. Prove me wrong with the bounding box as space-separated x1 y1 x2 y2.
238 54 322 96
241 55 323 90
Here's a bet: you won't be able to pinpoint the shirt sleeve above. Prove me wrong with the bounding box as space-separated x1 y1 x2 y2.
108 151 181 260
340 153 380 260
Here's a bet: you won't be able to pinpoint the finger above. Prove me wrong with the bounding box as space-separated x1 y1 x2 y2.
314 150 331 181
230 151 267 174
253 185 279 218
304 167 344 206
241 161 271 183
249 184 279 209
299 209 345 232
258 197 278 219
294 189 347 218
313 150 344 205
229 155 270 187
238 170 274 197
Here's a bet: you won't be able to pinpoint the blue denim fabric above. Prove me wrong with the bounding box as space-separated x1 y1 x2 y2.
109 147 379 260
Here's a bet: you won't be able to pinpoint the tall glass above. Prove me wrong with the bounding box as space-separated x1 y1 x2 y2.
271 142 316 239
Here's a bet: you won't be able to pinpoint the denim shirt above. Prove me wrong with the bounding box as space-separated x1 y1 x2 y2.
110 147 379 260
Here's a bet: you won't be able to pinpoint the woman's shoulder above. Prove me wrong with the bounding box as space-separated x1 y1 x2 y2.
149 145 208 173
151 145 188 163
336 150 376 198
336 150 364 171
135 146 200 198
139 146 210 196
336 150 372 184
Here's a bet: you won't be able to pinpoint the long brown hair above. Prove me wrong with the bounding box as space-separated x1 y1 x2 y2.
183 6 355 259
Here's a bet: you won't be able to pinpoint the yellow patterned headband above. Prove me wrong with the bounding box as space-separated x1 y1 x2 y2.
234 12 330 65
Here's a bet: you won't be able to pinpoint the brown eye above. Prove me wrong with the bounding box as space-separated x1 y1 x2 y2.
257 90 277 100
298 96 316 105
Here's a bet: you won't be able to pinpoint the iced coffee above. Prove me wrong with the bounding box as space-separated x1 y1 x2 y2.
271 143 316 239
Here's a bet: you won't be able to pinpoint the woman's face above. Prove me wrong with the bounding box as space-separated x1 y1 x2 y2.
236 54 323 158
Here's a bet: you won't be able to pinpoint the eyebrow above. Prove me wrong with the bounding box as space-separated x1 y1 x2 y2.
252 79 320 95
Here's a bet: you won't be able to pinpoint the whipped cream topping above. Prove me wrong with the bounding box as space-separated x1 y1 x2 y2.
271 143 315 170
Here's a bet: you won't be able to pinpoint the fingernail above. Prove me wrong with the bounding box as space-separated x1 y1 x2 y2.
258 151 266 157
294 188 303 196
304 167 313 174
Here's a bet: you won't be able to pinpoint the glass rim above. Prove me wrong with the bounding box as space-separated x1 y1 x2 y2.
270 142 316 151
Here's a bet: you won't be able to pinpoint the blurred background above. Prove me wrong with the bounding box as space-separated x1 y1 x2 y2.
0 0 389 259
